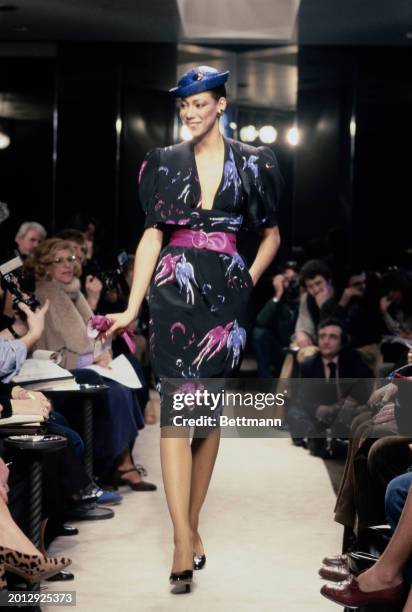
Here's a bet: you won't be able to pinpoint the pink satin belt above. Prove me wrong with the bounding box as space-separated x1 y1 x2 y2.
168 229 236 255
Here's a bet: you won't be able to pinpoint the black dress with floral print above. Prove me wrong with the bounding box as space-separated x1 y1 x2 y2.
138 136 282 416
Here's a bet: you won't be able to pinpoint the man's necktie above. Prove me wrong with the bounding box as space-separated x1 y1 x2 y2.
327 362 337 379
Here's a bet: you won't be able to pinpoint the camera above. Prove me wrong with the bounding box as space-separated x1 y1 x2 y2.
0 255 41 312
285 278 300 302
84 251 130 296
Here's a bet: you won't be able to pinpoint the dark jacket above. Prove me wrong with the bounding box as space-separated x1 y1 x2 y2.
393 364 412 435
298 349 373 417
255 298 298 346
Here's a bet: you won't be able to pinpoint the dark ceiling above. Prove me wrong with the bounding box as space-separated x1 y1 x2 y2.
0 0 411 45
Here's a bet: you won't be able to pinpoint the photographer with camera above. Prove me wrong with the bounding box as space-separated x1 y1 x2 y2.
334 268 385 368
252 263 300 378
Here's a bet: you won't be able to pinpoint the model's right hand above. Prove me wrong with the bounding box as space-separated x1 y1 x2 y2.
103 311 135 339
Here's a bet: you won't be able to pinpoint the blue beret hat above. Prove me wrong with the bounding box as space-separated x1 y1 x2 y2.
169 65 230 98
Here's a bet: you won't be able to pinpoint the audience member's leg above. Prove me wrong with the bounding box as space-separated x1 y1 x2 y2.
0 495 41 555
356 474 412 595
333 412 372 528
358 437 412 529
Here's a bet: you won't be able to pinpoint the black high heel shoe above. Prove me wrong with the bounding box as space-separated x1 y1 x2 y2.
169 569 193 594
193 535 206 570
193 553 206 570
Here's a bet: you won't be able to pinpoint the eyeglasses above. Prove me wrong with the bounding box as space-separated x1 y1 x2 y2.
52 255 77 266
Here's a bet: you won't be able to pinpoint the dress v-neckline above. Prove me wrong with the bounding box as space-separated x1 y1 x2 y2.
192 138 227 212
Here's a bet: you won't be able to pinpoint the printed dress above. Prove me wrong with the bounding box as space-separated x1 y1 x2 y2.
138 136 282 420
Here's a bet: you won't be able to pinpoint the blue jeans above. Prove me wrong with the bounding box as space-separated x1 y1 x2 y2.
385 471 412 583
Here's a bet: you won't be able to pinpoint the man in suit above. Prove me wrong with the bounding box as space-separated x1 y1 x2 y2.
287 318 373 457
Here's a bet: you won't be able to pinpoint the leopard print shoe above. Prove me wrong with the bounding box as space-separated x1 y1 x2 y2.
0 546 72 583
0 562 7 591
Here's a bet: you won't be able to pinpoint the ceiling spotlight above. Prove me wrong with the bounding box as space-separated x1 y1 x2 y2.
350 119 356 137
286 126 299 146
116 118 122 135
239 125 257 143
180 124 192 142
404 32 412 39
0 132 11 150
229 122 237 130
259 125 277 144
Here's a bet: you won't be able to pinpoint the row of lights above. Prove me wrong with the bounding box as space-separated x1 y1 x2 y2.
179 121 300 146
236 123 299 146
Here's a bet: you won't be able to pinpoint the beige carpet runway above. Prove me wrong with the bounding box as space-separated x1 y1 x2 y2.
48 426 341 611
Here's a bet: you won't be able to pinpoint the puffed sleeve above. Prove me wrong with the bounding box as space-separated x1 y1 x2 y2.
138 148 162 229
243 146 283 231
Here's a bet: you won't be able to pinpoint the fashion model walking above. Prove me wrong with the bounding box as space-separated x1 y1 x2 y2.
105 66 282 593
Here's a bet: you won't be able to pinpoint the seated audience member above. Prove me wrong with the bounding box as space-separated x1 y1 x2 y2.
379 269 412 364
333 360 412 537
336 268 385 358
0 457 71 588
55 228 103 312
0 303 120 519
24 239 156 490
293 259 339 350
320 467 412 610
287 318 373 457
252 263 300 378
0 222 46 322
0 301 49 381
14 221 47 259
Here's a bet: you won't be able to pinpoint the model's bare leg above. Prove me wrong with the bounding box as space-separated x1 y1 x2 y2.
160 427 193 572
0 497 39 555
357 486 412 593
189 426 221 556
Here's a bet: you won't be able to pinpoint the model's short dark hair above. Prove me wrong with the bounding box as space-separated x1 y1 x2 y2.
55 228 86 245
208 84 227 100
300 259 331 285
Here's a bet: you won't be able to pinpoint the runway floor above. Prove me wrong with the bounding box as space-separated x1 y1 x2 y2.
48 424 342 611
